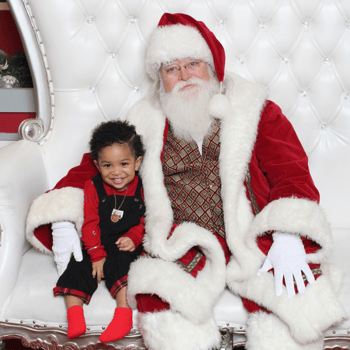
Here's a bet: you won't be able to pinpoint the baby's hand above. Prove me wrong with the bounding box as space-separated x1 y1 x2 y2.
92 257 106 284
116 237 135 252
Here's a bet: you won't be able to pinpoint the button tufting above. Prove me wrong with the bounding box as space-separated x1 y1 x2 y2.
89 86 96 93
300 90 307 97
237 57 245 64
347 22 350 29
321 124 328 131
302 21 309 28
282 57 289 64
87 17 94 24
132 86 139 93
324 58 331 64
344 92 350 100
260 22 267 29
130 16 137 24
217 20 225 27
109 52 116 58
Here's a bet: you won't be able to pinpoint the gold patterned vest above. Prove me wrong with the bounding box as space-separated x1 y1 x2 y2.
162 119 225 239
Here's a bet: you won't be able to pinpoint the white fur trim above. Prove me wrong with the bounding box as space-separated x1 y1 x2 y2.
26 187 84 253
127 223 226 324
218 73 268 279
146 24 213 81
138 310 221 350
229 264 348 344
246 311 324 350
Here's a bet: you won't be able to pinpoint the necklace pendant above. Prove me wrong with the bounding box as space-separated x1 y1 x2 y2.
111 212 119 223
111 208 123 223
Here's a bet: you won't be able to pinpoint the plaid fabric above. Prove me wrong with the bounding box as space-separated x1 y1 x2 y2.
110 274 128 299
53 286 92 305
141 245 207 277
163 119 225 239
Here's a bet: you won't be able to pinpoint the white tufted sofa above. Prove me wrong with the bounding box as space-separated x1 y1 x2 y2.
0 0 349 349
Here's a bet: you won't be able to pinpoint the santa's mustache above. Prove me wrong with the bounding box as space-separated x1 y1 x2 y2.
171 77 209 94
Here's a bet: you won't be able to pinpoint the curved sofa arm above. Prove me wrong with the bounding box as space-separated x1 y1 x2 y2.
0 140 49 309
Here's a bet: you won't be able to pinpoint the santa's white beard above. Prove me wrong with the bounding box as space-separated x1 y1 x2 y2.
159 76 220 141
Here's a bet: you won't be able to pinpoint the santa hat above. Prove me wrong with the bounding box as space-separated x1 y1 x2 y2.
146 13 231 118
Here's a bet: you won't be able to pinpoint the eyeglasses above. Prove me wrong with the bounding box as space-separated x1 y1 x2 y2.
161 59 204 77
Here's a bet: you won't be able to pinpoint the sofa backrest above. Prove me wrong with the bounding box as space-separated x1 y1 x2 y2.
14 0 350 229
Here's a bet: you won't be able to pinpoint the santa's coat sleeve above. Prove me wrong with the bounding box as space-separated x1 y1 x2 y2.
225 101 348 345
254 100 319 204
25 153 98 253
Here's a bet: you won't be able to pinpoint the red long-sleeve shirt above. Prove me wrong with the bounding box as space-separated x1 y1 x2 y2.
81 175 145 262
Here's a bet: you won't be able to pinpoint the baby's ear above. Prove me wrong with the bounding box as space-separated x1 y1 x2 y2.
93 159 100 171
135 156 143 171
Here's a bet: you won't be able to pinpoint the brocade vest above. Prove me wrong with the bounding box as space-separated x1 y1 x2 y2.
162 119 226 239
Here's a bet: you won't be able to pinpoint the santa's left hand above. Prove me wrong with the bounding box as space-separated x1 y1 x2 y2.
257 232 315 297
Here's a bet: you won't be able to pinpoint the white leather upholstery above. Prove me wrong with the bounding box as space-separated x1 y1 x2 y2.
0 0 349 348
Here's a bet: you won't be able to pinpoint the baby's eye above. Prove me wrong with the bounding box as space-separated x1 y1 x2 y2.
121 162 128 166
103 164 111 167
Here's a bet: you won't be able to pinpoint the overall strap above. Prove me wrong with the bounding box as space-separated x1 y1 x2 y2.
134 177 145 217
135 177 143 199
92 174 107 201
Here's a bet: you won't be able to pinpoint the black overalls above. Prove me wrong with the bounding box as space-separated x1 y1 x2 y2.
55 174 145 304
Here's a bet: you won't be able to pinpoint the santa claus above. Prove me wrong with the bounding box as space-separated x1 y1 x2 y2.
26 13 347 350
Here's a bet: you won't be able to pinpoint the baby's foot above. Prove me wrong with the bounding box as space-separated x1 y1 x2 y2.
67 305 86 339
99 307 132 343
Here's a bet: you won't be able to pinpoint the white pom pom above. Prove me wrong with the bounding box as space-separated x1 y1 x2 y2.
209 93 231 119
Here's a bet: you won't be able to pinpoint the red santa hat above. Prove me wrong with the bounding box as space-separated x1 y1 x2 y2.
146 13 231 118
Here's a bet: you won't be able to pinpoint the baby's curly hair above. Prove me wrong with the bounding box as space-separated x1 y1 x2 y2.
89 120 144 161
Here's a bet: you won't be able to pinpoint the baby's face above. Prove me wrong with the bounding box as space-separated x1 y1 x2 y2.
94 143 142 191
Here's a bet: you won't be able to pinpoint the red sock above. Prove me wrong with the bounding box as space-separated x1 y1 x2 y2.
99 307 132 343
67 305 86 339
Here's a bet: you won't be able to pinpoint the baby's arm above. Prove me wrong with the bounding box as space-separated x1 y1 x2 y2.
82 180 107 261
92 257 106 283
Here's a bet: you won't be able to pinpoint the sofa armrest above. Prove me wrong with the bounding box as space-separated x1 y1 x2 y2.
0 140 49 309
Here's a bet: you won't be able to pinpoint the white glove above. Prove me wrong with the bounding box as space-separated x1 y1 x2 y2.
52 221 83 276
257 232 315 297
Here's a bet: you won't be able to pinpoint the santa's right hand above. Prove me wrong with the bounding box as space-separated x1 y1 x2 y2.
52 221 83 276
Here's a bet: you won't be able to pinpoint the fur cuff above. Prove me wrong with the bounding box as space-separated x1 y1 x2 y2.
26 187 84 251
229 263 348 344
128 223 226 324
248 197 333 263
128 251 225 324
138 310 221 350
246 311 324 350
